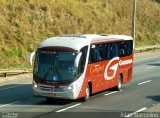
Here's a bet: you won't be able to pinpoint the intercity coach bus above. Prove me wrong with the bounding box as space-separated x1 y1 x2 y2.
29 34 133 101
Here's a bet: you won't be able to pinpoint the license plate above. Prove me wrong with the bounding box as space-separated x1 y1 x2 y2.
48 93 55 97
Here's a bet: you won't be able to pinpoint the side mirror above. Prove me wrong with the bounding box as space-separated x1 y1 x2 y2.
74 52 82 68
29 51 35 65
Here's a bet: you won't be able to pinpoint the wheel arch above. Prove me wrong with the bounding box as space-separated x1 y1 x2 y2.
119 73 123 83
88 81 92 95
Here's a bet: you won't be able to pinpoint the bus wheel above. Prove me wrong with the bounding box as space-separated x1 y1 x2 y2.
83 85 90 101
116 76 122 91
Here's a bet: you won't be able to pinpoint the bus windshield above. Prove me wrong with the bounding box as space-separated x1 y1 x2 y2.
33 50 78 83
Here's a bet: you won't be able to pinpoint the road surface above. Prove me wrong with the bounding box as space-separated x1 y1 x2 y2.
0 51 160 118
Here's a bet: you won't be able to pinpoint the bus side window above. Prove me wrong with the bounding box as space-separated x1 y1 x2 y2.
101 44 107 60
111 43 119 58
106 43 112 60
89 45 103 63
120 42 126 57
89 47 96 63
95 48 101 61
98 44 106 61
119 40 133 57
126 40 133 56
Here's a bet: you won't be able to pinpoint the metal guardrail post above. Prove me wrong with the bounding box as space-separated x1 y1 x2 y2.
5 73 7 77
0 69 32 77
132 0 137 49
134 45 160 53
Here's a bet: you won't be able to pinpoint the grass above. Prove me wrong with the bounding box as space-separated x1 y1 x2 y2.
0 0 159 68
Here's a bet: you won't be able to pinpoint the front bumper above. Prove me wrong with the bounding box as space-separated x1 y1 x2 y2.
32 87 76 100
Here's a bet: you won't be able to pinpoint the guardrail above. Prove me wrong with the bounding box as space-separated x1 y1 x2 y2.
0 44 159 77
0 69 32 77
134 44 160 53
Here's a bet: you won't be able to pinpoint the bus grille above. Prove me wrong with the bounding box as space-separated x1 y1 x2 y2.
38 86 65 92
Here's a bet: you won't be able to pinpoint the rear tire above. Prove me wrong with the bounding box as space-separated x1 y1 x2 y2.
115 76 122 91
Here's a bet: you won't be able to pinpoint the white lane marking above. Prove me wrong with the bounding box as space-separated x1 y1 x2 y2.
0 84 30 91
124 107 147 117
55 103 81 112
0 101 20 108
135 55 160 62
138 80 152 85
146 66 155 69
104 90 122 96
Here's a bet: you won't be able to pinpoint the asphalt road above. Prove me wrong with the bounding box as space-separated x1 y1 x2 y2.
0 51 160 118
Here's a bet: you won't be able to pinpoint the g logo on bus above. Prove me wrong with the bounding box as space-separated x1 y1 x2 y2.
104 57 119 80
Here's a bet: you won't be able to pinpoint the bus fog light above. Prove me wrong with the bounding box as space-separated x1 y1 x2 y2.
34 84 38 88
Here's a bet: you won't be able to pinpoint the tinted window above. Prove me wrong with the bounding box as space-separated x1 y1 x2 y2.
89 43 119 63
106 43 119 59
77 46 88 76
106 44 112 60
89 45 101 63
89 44 107 63
119 40 133 57
111 43 119 58
126 40 133 56
119 42 126 57
89 40 133 63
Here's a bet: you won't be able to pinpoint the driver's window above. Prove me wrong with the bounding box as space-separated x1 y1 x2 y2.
77 46 88 76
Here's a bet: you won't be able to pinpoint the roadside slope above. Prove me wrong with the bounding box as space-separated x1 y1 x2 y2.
0 0 159 68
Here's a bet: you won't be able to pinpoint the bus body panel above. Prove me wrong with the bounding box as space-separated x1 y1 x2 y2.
32 34 133 100
33 72 87 100
77 53 133 99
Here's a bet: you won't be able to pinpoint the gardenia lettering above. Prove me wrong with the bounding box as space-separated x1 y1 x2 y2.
119 59 133 66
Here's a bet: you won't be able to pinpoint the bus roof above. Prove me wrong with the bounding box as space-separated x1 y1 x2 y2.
39 34 133 51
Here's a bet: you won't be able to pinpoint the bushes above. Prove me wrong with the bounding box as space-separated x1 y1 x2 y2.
0 0 159 68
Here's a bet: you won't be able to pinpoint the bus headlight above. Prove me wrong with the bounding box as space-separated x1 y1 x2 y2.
67 86 73 90
33 80 38 88
67 84 77 90
34 84 38 88
59 85 74 90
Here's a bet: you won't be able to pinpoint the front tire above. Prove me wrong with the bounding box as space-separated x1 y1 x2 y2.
83 85 90 101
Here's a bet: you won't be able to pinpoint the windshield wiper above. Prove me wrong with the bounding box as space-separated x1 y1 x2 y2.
41 66 52 82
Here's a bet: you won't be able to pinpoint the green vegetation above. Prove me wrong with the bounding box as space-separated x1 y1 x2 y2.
0 0 159 68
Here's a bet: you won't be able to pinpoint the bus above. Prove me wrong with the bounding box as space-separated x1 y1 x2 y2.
29 34 133 101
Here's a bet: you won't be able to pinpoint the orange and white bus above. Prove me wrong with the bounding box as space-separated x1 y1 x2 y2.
29 34 133 101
